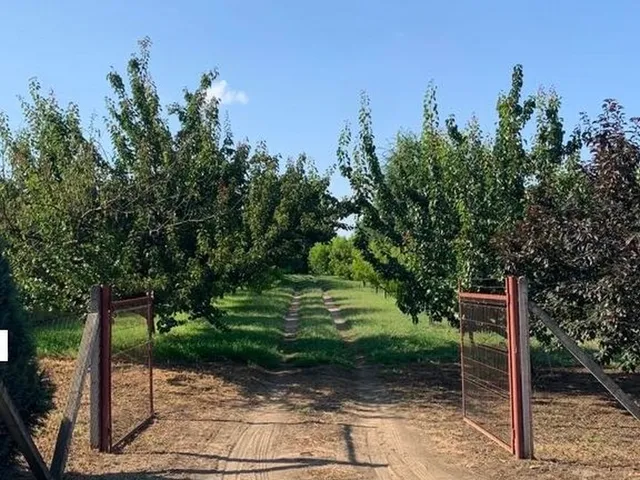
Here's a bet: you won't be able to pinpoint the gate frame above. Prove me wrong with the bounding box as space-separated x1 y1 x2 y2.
90 284 155 453
458 275 533 459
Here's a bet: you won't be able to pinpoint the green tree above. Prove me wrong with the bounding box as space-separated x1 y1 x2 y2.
501 100 640 371
0 80 114 319
0 37 346 332
339 89 460 323
351 249 378 286
338 67 537 324
328 236 355 279
268 156 343 273
308 242 332 275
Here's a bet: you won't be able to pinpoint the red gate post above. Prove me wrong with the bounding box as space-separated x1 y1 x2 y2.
98 285 112 453
506 276 525 459
89 286 101 449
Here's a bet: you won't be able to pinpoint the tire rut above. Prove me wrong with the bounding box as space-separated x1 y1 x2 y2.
283 293 300 341
217 291 303 479
213 292 301 479
219 421 280 480
321 291 481 480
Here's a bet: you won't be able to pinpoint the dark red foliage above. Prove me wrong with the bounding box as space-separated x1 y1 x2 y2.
501 100 640 371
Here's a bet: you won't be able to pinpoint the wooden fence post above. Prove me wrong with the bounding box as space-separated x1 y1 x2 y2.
50 312 99 479
517 277 534 459
0 381 53 480
146 290 155 417
89 285 100 449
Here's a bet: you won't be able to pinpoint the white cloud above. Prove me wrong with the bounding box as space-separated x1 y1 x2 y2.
205 80 249 105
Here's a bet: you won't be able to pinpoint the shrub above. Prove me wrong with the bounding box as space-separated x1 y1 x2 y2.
351 251 377 286
328 237 355 279
308 243 332 275
0 241 53 472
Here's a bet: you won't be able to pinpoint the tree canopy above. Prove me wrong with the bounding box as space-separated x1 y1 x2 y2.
339 66 640 371
0 38 344 330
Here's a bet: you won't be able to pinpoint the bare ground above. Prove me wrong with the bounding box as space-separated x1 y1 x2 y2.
32 355 640 480
28 293 640 480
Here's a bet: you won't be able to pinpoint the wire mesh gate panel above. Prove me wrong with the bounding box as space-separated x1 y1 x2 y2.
459 277 532 459
459 291 512 450
98 286 155 452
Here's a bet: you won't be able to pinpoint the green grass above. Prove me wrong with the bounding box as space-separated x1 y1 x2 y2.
35 317 86 358
317 276 590 369
34 274 589 370
153 286 293 368
35 280 296 368
36 313 154 357
316 276 462 365
33 276 480 368
283 283 353 367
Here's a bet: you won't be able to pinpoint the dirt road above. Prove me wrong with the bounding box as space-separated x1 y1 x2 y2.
34 291 481 480
165 293 479 479
138 366 478 480
319 292 478 480
34 290 640 480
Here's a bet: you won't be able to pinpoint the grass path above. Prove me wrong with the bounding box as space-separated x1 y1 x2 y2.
34 275 467 368
282 280 351 366
317 276 462 365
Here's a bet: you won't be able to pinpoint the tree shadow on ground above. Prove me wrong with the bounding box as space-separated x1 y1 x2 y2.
532 367 640 400
336 306 379 319
153 288 292 368
203 352 464 415
67 448 387 479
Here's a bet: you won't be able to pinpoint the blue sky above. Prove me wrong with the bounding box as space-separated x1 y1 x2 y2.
1 0 639 199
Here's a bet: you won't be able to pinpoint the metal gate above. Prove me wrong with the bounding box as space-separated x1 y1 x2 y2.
97 285 155 453
458 276 532 459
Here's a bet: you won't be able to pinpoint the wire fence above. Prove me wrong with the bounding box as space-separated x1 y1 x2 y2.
459 291 513 451
458 277 640 471
523 280 640 469
109 293 154 451
30 310 95 466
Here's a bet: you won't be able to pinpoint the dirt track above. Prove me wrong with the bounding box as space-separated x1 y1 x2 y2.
167 292 478 480
35 357 640 480
31 292 640 480
127 364 478 480
319 292 475 480
32 292 480 480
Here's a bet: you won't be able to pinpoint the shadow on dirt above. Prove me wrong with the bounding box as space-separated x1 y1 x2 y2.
66 418 388 479
69 450 387 479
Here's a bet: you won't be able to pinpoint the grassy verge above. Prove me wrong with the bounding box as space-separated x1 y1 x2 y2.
35 279 296 368
317 276 462 365
35 274 588 370
153 286 293 367
317 276 594 369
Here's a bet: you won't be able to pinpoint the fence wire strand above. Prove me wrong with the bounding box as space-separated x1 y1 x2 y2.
460 294 512 449
110 301 153 450
26 312 94 465
530 335 640 469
